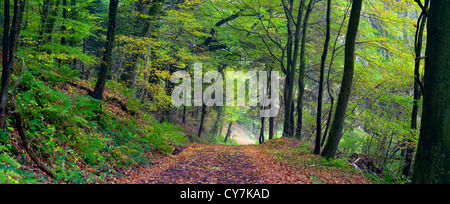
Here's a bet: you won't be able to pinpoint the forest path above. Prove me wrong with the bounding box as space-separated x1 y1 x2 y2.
125 144 308 184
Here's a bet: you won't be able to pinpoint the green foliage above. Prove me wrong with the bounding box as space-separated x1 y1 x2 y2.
0 53 190 183
141 121 189 155
339 128 370 156
0 0 430 184
317 157 350 169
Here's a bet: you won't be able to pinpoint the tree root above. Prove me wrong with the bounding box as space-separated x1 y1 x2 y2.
9 76 55 178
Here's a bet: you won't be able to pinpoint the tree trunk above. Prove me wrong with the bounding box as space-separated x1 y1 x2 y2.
260 117 265 144
197 103 207 137
314 0 332 155
412 0 450 184
182 105 187 124
403 0 429 178
92 0 119 100
295 0 314 139
321 0 363 160
322 2 351 146
59 0 67 65
224 121 233 143
269 116 274 140
38 0 51 47
0 0 26 129
282 0 305 138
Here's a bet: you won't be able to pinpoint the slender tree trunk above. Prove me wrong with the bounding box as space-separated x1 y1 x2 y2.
403 0 429 178
321 0 363 160
224 121 233 143
282 0 305 138
322 2 351 146
197 103 207 137
182 105 187 124
412 0 450 184
69 0 77 69
269 116 274 140
314 0 332 155
92 0 119 100
59 0 67 65
295 0 314 139
260 117 265 144
0 0 25 129
38 0 60 52
268 62 275 141
38 0 51 47
61 0 67 46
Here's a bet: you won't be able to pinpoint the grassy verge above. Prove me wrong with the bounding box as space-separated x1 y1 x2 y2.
260 138 370 184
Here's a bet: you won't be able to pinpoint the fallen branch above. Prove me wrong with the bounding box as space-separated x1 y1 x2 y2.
67 81 93 95
351 158 362 171
9 76 55 178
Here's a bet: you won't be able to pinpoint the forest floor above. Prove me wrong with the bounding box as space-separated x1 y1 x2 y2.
112 138 370 184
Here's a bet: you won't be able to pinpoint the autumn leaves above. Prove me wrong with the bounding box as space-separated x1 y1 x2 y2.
122 139 369 184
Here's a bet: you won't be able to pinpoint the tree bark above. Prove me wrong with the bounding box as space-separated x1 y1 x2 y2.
260 117 265 144
269 116 274 140
295 0 314 139
224 121 233 143
403 0 429 178
282 0 305 138
412 0 450 184
0 0 25 129
321 0 363 160
314 0 332 155
92 0 119 100
197 103 207 137
59 0 67 65
322 2 351 146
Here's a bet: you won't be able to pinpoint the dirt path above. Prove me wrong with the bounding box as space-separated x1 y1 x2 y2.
113 139 370 184
147 145 260 184
121 144 308 184
227 123 257 145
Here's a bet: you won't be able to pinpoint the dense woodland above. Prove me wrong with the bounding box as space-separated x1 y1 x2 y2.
0 0 448 184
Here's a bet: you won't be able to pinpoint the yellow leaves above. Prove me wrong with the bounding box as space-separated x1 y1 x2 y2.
116 35 156 56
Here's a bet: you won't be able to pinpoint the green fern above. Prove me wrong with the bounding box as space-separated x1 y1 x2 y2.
0 153 22 169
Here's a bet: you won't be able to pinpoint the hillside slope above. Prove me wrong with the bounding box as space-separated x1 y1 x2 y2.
0 65 191 184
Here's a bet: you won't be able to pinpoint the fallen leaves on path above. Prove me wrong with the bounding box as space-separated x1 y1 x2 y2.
113 138 370 184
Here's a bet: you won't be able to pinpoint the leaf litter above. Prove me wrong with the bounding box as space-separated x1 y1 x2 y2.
113 138 370 184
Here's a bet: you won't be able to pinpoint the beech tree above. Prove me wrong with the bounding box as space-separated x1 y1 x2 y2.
314 0 332 155
295 0 315 139
0 0 26 129
92 0 119 100
412 0 450 184
403 0 429 178
321 0 363 160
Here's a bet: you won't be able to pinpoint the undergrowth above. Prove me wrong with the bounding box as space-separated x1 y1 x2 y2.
0 61 189 184
261 138 370 184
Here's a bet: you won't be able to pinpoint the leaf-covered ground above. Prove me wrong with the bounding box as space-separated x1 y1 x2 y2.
113 138 370 184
